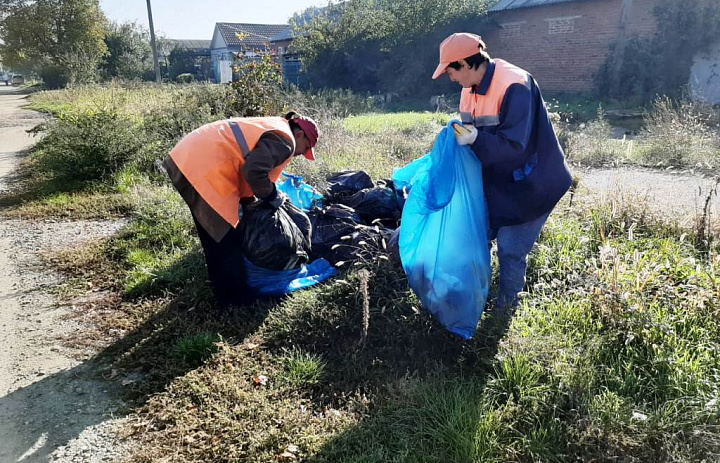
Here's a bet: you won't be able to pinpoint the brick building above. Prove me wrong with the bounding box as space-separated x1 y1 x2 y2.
482 0 660 94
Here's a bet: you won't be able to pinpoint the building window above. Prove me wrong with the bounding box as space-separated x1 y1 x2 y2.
499 21 525 38
546 16 581 35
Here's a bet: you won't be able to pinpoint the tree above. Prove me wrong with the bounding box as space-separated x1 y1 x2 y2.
596 0 720 102
101 21 153 80
168 46 197 80
0 0 24 23
291 0 493 96
0 0 107 88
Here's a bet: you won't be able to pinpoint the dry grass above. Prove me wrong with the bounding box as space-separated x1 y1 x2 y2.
11 84 720 462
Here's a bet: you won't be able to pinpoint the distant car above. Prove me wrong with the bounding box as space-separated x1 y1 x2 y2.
11 74 24 86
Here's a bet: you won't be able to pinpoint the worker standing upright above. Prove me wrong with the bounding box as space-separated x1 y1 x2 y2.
432 33 572 309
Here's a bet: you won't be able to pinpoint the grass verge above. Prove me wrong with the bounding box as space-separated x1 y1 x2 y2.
8 84 720 462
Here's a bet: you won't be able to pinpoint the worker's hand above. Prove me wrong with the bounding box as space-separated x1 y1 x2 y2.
452 123 478 146
262 187 288 210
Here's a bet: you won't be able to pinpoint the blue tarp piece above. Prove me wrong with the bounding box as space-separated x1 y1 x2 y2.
393 121 492 339
277 172 323 211
244 257 337 297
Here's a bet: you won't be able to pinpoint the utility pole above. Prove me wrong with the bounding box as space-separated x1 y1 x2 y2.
146 0 162 83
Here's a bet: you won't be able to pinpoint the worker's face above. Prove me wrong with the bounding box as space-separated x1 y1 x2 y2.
446 60 474 88
293 128 310 156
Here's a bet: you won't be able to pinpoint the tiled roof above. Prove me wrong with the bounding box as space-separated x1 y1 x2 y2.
216 23 291 48
490 0 589 12
167 39 211 51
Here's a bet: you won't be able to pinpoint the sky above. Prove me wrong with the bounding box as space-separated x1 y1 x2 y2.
99 0 328 40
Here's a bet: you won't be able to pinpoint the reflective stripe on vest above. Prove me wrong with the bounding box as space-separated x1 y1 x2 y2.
461 112 501 127
228 120 251 156
169 117 296 227
460 59 530 129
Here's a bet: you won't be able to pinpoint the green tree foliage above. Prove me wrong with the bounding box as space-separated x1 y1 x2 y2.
168 46 196 80
101 21 153 81
291 0 492 97
0 0 107 88
596 0 720 102
0 0 23 23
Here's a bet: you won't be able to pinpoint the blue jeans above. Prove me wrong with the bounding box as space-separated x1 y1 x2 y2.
488 212 550 308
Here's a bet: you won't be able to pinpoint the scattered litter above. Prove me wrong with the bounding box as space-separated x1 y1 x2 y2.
252 375 269 387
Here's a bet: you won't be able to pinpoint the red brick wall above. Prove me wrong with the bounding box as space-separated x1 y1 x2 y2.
481 0 660 94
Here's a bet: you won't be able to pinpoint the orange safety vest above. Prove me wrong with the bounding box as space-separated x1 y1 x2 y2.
459 59 530 128
169 117 296 228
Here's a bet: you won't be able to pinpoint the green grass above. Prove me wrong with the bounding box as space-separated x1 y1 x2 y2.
26 81 234 118
1 188 134 219
7 84 720 462
281 348 327 387
342 112 453 135
172 332 222 366
110 192 719 462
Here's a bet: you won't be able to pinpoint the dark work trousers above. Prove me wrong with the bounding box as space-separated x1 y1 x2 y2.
192 215 257 307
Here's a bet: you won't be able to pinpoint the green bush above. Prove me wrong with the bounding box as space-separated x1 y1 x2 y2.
281 86 377 119
32 109 146 185
228 53 284 117
596 0 720 102
136 100 220 176
292 0 493 97
39 65 69 90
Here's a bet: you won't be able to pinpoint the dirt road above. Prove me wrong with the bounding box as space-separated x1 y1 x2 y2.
575 166 719 228
0 86 127 463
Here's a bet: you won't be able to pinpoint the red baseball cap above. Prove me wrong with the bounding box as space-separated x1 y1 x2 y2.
432 33 486 80
294 116 319 161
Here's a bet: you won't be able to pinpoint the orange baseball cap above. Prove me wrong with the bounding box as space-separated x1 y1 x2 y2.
432 33 486 80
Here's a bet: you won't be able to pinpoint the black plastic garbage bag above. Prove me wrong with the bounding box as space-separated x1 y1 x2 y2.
329 224 394 265
307 204 362 263
388 227 401 263
377 178 395 190
326 170 374 196
285 201 312 244
241 201 311 271
335 186 401 226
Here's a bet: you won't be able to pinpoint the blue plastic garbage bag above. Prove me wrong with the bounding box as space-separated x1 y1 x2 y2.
277 172 323 211
392 154 432 210
244 257 337 297
393 121 491 339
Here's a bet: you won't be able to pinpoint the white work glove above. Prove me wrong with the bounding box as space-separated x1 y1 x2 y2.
452 122 478 146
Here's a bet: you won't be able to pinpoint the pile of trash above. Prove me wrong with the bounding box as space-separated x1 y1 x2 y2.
242 137 491 341
310 171 401 264
239 170 402 296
